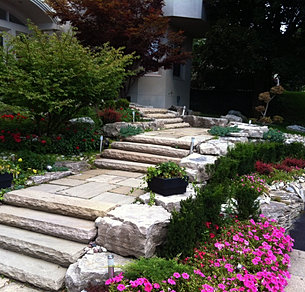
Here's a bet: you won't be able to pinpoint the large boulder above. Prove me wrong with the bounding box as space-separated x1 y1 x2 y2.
179 153 218 182
139 184 197 212
65 252 132 292
183 115 228 128
103 121 164 138
197 138 235 156
95 204 171 258
287 125 305 133
221 114 243 123
228 122 269 139
227 110 248 122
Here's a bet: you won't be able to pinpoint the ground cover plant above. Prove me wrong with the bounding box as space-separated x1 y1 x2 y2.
104 216 293 292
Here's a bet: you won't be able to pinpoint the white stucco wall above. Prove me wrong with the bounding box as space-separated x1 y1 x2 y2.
163 0 204 20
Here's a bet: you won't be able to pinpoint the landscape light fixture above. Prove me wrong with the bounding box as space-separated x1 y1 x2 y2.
107 254 115 278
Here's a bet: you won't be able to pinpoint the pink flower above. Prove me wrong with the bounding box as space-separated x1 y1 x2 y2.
117 284 126 291
182 273 190 279
173 272 181 279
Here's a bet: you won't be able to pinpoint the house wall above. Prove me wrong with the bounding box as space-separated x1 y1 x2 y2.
129 0 206 108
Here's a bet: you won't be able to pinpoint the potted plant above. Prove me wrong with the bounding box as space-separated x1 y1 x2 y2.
0 159 20 189
145 161 189 196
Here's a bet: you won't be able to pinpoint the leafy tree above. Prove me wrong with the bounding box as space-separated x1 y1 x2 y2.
0 24 134 135
46 0 190 94
192 0 305 91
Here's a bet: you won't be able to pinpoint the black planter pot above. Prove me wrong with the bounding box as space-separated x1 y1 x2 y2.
0 173 13 189
147 177 188 196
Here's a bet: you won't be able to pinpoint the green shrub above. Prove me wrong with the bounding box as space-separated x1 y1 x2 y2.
208 125 241 137
119 126 143 138
229 174 267 220
16 150 56 171
116 98 130 109
0 23 134 135
159 184 228 258
263 128 285 143
207 142 305 183
123 257 193 283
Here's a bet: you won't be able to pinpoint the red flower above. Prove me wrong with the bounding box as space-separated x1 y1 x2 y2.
82 138 86 142
76 146 80 150
56 136 61 141
91 139 95 142
205 222 212 229
41 118 45 121
209 233 215 239
41 140 46 144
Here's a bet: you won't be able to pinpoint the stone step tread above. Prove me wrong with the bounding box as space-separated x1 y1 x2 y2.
4 188 116 220
155 118 183 124
144 113 178 119
0 205 96 243
163 122 190 129
0 248 66 291
124 135 191 149
0 224 86 267
111 141 189 158
101 149 181 164
136 107 169 114
95 158 154 173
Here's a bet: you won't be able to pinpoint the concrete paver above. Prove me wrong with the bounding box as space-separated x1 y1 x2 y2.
29 184 69 193
49 178 87 187
90 192 135 205
110 186 146 196
87 174 127 184
57 182 113 199
115 178 146 188
90 169 144 178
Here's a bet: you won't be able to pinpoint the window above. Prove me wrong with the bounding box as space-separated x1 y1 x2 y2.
173 63 181 77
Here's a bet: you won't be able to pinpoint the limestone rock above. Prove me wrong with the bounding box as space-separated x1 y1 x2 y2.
227 110 248 122
287 125 305 133
197 138 234 156
179 153 218 182
54 161 90 174
221 114 243 123
139 184 197 212
27 171 72 185
95 204 170 258
228 122 269 138
103 121 164 138
69 117 95 125
65 253 132 292
183 115 228 128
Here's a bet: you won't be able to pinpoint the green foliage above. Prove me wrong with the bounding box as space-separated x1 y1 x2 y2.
229 174 267 220
119 126 143 138
261 169 305 185
145 161 187 182
15 151 56 171
263 128 285 143
159 184 228 258
208 126 241 137
208 142 305 184
116 98 130 109
0 23 134 135
123 257 193 283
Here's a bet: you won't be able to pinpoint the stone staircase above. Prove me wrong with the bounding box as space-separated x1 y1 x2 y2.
96 107 191 172
138 107 190 129
0 188 110 291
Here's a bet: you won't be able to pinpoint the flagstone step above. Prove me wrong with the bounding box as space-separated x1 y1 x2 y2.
95 158 154 173
0 224 86 267
101 149 181 164
111 141 189 158
163 122 190 129
136 107 169 114
0 205 96 243
4 188 117 220
0 248 66 291
156 117 183 124
145 113 178 119
124 135 191 149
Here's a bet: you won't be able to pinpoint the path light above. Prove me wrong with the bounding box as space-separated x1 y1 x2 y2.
108 254 115 278
132 109 135 123
100 135 103 153
182 106 186 116
189 137 195 155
